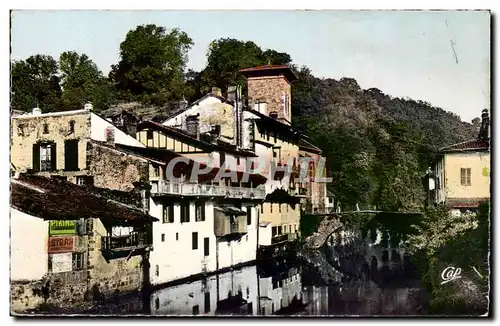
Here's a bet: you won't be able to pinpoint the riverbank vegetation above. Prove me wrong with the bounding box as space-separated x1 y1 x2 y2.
407 202 490 314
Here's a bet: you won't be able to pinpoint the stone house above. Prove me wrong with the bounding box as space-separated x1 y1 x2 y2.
10 174 158 314
298 138 328 214
10 104 146 187
425 109 490 215
162 64 329 247
134 121 267 286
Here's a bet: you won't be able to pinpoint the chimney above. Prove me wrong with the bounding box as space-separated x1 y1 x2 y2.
479 109 490 140
269 111 278 119
186 115 200 139
211 87 222 97
227 86 237 102
105 126 115 146
179 96 188 111
32 107 41 115
84 102 93 111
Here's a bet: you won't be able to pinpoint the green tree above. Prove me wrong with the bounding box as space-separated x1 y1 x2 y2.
59 51 113 111
109 24 193 105
11 54 62 112
201 38 292 93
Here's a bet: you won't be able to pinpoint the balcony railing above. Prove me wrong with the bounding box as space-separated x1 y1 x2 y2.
101 232 147 251
271 234 289 245
151 180 266 199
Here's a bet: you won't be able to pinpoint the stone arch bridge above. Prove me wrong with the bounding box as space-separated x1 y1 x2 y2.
303 210 422 250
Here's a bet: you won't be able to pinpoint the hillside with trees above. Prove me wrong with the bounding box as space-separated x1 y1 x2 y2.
10 24 479 211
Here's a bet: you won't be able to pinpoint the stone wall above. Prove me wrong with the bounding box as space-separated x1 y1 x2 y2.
87 142 149 192
11 217 146 314
88 219 144 300
11 111 91 177
247 76 292 122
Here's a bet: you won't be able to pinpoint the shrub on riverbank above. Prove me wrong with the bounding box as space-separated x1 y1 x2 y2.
407 202 490 315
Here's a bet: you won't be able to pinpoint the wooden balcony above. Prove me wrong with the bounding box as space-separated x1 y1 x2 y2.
214 207 248 237
150 180 266 199
101 232 148 252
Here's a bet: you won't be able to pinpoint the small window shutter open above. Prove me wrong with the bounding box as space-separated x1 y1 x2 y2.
460 168 466 185
32 143 40 172
50 143 57 171
467 168 471 186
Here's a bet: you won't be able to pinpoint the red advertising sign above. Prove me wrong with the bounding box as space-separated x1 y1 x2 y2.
48 236 75 254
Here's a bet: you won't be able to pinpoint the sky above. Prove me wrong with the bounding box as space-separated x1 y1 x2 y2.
10 10 490 122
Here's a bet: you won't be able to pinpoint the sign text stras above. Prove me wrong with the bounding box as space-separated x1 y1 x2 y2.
48 236 75 254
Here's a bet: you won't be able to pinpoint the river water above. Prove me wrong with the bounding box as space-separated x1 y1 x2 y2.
71 231 428 316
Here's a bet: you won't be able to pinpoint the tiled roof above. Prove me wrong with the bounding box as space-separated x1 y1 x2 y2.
299 138 322 154
11 175 157 223
446 197 490 209
239 65 298 82
439 139 490 152
137 120 214 150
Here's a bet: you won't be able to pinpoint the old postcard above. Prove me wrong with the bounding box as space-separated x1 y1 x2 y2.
9 9 491 317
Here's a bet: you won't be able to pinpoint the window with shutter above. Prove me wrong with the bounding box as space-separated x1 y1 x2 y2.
246 207 252 225
64 139 79 171
50 143 57 171
32 143 40 172
461 168 472 186
195 202 205 222
192 232 198 250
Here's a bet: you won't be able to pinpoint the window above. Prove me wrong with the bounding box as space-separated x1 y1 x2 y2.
155 265 159 276
64 139 79 171
270 203 273 213
163 204 174 223
43 123 49 134
192 305 199 315
35 142 56 172
279 204 282 213
260 204 264 213
272 226 277 237
69 120 75 133
147 130 153 140
192 232 198 250
152 164 160 177
204 292 210 313
195 202 205 222
161 234 165 242
72 252 86 270
461 168 471 186
237 157 240 165
278 226 282 234
181 203 190 223
283 225 287 234
76 176 93 186
176 233 179 241
204 237 209 256
17 124 25 136
246 207 252 225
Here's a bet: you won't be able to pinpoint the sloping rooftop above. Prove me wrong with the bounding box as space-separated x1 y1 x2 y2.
239 65 299 82
299 138 322 154
137 120 215 151
11 174 157 223
446 197 490 209
439 138 490 153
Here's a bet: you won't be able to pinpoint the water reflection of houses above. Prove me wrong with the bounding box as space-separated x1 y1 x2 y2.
258 266 303 315
149 264 303 316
